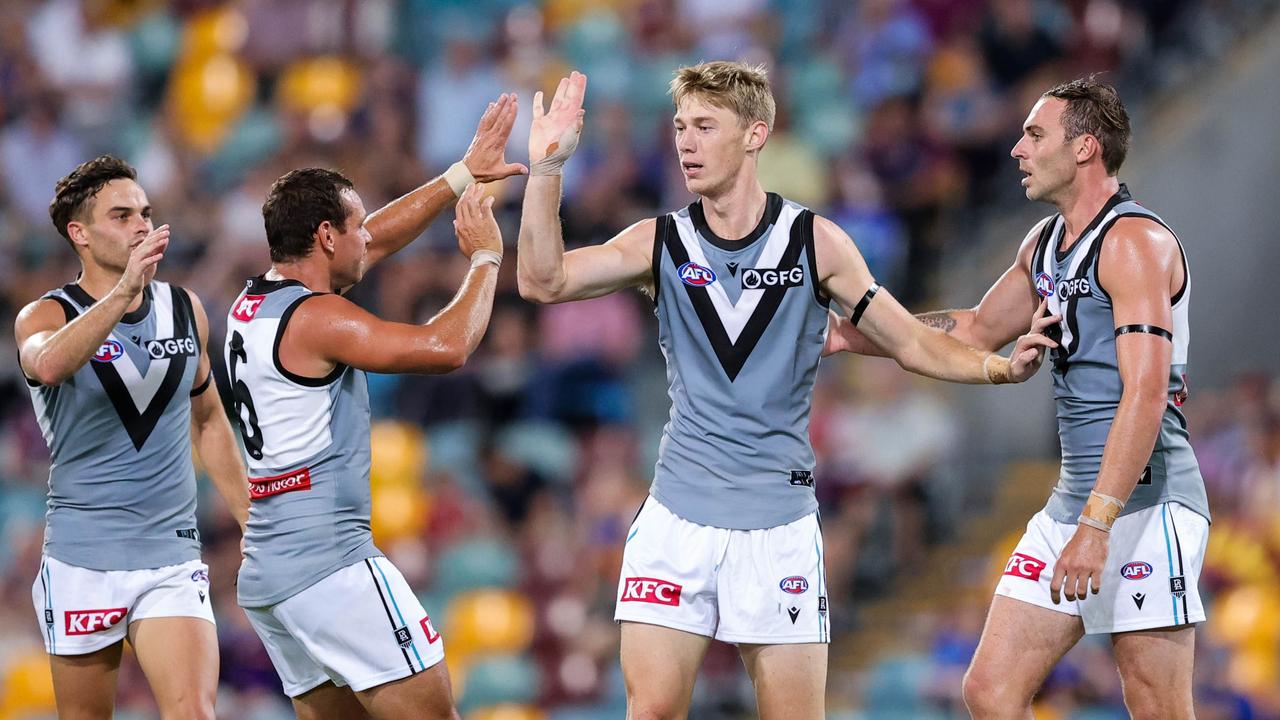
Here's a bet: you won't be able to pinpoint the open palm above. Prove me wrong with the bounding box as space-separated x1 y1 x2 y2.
530 71 587 163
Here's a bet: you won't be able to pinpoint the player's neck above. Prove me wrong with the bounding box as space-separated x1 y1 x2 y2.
76 262 145 312
1056 174 1121 242
266 260 332 293
699 176 768 241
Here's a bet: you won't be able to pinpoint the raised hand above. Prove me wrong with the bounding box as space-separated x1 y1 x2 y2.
115 224 170 299
1007 299 1060 382
453 183 502 259
529 71 587 174
463 93 528 183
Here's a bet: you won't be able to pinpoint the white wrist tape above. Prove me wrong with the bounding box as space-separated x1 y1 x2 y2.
530 123 582 176
444 161 476 196
470 249 502 269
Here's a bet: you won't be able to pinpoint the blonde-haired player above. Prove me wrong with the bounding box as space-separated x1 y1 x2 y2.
517 63 1058 719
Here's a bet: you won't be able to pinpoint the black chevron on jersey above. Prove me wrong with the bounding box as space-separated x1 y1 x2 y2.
76 285 195 450
660 210 812 382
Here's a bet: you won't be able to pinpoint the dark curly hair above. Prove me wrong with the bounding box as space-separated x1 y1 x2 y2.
49 155 138 242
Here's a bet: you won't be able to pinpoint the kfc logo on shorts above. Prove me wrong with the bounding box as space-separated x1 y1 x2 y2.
421 615 441 644
1120 561 1153 581
232 294 266 322
1004 553 1047 581
621 577 682 606
65 608 127 635
249 467 312 500
780 576 809 594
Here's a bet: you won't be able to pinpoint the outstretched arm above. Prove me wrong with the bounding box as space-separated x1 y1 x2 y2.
362 93 527 270
824 217 1048 357
284 184 504 375
186 289 249 531
516 71 655 303
814 215 1057 384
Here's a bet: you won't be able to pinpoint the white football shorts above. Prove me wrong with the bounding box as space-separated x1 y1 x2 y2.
615 497 830 644
243 556 445 697
995 501 1208 634
31 556 215 656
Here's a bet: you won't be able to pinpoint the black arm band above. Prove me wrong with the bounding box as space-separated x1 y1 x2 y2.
850 282 881 327
1114 324 1172 341
190 372 213 397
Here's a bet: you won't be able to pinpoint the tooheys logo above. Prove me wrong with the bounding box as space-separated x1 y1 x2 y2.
621 577 682 606
249 467 312 499
1003 552 1047 581
66 607 127 635
232 294 266 322
741 266 804 290
145 336 197 359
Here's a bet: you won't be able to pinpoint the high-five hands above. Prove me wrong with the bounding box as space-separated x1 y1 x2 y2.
529 71 587 176
462 93 528 183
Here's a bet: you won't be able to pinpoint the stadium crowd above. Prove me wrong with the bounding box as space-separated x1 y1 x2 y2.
0 0 1274 717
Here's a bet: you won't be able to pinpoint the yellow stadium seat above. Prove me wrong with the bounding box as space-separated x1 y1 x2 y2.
445 589 536 660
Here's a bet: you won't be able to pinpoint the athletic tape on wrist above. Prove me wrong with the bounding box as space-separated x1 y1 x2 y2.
470 249 502 269
982 354 996 384
1077 515 1112 533
530 123 582 176
444 161 475 196
1080 490 1124 529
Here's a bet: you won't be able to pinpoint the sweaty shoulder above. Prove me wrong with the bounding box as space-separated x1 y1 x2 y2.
1098 216 1180 292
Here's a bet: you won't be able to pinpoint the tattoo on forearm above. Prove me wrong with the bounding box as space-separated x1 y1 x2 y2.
917 312 957 333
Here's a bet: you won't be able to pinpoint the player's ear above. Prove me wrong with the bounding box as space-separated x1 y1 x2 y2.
1075 134 1101 167
746 120 769 154
65 221 90 248
317 221 335 253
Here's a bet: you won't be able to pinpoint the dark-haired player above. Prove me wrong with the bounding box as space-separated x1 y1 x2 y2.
16 155 250 719
225 95 524 719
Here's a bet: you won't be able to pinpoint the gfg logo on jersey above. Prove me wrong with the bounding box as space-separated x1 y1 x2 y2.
65 607 127 635
677 262 717 287
741 266 804 290
1003 552 1046 581
145 336 197 360
1120 561 1153 581
1058 277 1092 301
780 576 809 594
621 577 682 606
249 467 312 500
232 294 266 322
1034 272 1055 298
93 339 124 363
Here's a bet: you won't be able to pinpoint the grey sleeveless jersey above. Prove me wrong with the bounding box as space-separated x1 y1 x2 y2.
1032 185 1209 524
26 281 202 570
225 277 379 607
650 193 829 529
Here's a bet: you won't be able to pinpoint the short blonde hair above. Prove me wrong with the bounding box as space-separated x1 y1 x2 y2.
669 61 776 130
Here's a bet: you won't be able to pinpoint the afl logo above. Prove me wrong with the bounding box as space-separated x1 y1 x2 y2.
92 340 124 363
678 262 717 287
1121 561 1153 581
1034 272 1055 298
780 576 809 594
